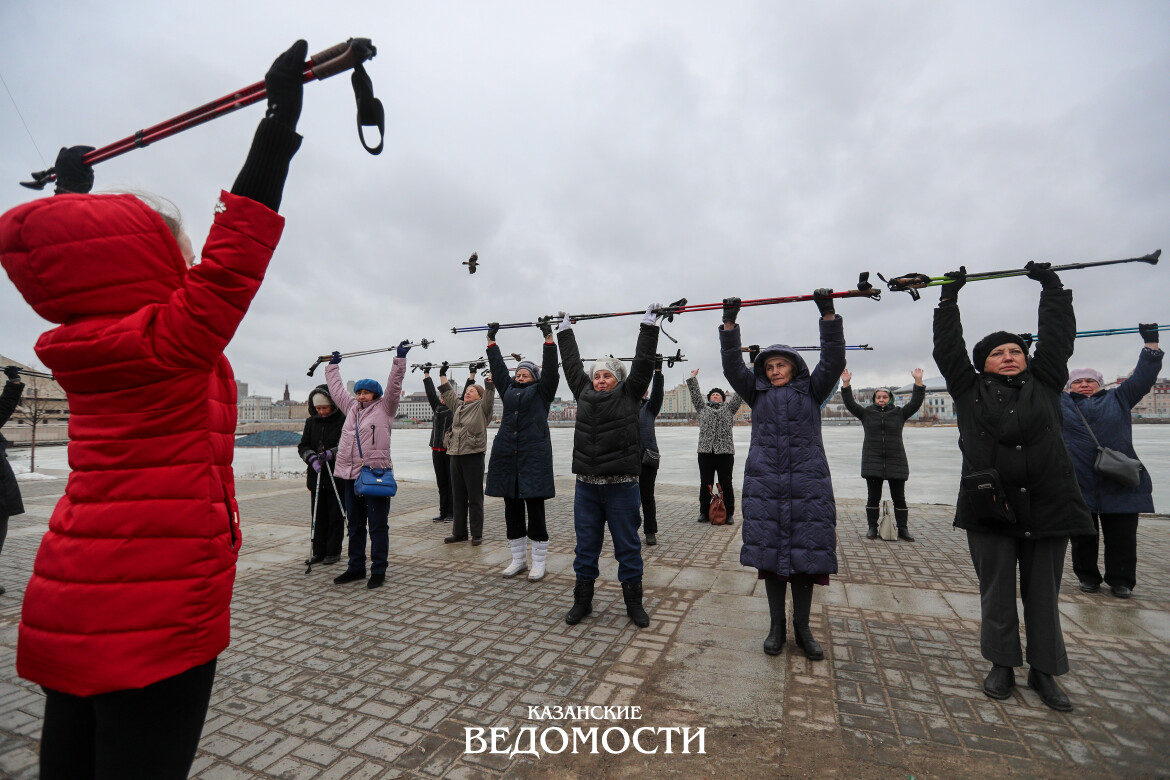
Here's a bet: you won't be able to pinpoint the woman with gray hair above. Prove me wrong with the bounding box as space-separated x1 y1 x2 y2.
1062 323 1162 599
687 368 742 524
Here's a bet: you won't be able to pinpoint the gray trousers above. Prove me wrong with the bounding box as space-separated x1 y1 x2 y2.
966 530 1069 675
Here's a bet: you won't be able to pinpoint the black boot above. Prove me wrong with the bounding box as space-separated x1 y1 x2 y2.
763 579 787 655
791 576 824 661
1028 668 1072 711
565 579 594 625
622 579 650 628
895 507 914 541
983 664 1014 699
865 506 879 539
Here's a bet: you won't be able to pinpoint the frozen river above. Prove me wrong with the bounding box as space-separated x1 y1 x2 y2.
12 425 1169 513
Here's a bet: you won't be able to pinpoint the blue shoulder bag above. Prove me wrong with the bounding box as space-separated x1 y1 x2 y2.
353 409 397 497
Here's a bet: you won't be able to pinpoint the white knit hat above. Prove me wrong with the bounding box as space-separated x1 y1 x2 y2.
590 358 626 383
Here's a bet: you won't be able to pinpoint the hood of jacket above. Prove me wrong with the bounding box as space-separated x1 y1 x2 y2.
753 344 811 393
1 193 187 324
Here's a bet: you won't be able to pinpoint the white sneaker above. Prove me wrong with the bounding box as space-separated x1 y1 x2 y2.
528 540 549 582
502 537 528 578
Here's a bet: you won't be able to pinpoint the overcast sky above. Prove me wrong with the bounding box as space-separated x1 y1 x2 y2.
2 2 1166 400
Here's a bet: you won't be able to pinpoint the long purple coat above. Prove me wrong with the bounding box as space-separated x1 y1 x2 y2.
720 318 845 577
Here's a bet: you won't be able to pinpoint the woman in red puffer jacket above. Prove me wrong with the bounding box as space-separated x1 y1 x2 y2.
0 42 307 780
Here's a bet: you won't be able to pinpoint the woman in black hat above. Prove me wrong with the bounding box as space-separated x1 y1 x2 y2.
932 262 1093 712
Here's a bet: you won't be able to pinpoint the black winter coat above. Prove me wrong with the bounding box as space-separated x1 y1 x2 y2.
639 371 665 457
1 380 25 517
297 383 345 490
842 385 924 480
558 323 659 477
932 289 1093 539
423 375 461 450
485 341 560 499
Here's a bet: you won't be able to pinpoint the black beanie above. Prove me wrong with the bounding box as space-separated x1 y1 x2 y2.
707 387 727 402
972 331 1029 372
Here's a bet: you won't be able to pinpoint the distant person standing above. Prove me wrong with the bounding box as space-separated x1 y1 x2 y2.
688 368 742 525
0 366 25 596
297 384 345 565
441 362 495 546
639 355 666 545
840 368 926 541
423 362 472 524
1062 323 1162 599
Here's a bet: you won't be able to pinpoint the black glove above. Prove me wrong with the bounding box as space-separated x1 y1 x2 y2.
813 288 835 316
487 323 500 342
1139 323 1160 344
329 351 342 365
54 146 96 195
537 318 554 338
940 267 966 302
722 297 741 324
1025 261 1062 290
654 354 664 372
748 345 760 364
4 365 21 382
440 361 450 375
265 40 307 130
397 339 411 358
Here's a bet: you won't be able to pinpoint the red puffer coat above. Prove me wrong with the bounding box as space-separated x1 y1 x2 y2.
0 190 283 696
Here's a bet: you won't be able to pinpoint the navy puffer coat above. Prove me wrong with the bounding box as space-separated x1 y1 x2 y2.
842 385 924 480
720 318 845 577
1061 347 1162 514
485 341 560 499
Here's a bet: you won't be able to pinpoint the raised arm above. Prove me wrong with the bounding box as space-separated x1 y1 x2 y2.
326 362 357 418
647 370 665 416
720 324 758 408
423 374 441 411
538 339 560 404
840 386 866 419
902 370 926 420
0 379 25 428
557 325 590 399
379 357 407 418
687 374 705 412
932 300 977 398
486 343 512 394
1115 338 1164 409
809 315 846 406
480 379 496 423
625 322 659 401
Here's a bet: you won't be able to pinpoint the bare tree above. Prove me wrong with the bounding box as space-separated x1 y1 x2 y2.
10 373 65 473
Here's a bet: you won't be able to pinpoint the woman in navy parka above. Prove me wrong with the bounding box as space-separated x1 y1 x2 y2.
720 291 845 661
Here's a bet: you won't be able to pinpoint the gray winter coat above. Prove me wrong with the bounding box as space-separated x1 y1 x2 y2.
1061 347 1162 514
841 385 924 480
688 377 742 454
721 319 845 577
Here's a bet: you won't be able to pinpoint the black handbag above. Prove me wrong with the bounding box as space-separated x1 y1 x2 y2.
960 468 1017 525
1071 402 1143 488
641 449 661 466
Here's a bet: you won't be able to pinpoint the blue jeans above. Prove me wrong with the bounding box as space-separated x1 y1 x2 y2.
573 480 643 582
341 478 391 576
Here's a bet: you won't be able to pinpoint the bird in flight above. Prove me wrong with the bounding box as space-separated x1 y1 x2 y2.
463 252 478 274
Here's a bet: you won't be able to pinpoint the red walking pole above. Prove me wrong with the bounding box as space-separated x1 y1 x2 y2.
21 38 380 190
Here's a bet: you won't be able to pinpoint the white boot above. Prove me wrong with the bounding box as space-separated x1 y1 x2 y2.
528 540 549 582
502 537 528 578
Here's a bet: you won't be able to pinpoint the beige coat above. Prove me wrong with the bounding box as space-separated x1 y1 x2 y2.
441 379 496 455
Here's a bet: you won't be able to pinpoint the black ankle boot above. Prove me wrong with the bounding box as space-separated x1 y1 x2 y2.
983 664 1014 699
763 579 787 655
622 579 650 628
793 624 824 660
865 505 879 539
1027 668 1072 711
565 579 594 625
790 576 824 660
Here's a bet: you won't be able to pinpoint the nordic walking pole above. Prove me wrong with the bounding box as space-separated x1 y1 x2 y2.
307 339 435 377
22 38 381 190
326 460 347 524
880 250 1161 300
306 463 322 574
1027 324 1169 342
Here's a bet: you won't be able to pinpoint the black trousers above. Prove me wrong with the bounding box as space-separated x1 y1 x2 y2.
432 448 453 518
967 530 1069 675
865 477 906 508
451 452 486 539
697 452 735 519
639 462 659 535
1070 512 1139 591
504 496 548 541
41 658 217 780
309 470 345 558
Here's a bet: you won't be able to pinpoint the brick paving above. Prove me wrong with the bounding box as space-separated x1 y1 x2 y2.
0 476 1167 778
